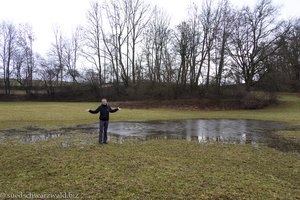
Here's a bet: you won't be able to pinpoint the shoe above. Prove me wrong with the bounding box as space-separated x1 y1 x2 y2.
103 142 108 144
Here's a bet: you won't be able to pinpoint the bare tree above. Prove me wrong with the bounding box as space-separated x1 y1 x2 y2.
264 19 299 90
84 2 104 89
142 6 171 83
15 24 35 94
126 0 149 84
98 0 150 87
173 1 216 89
174 2 218 90
0 21 17 95
174 21 190 86
228 0 284 90
100 2 122 88
63 27 82 83
213 0 233 93
50 26 65 86
199 0 222 89
284 19 300 81
38 56 57 96
102 0 131 87
186 3 207 89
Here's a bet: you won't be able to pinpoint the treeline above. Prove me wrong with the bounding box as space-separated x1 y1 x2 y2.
0 0 299 100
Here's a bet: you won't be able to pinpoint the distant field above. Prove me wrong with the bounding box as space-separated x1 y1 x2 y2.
0 94 300 129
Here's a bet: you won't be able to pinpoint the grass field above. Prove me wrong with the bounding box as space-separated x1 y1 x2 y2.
0 94 299 199
0 94 300 129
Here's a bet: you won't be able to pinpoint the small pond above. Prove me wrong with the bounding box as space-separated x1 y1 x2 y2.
0 119 299 152
83 119 293 143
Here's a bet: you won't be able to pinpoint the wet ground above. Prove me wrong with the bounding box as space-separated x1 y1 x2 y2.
0 119 299 152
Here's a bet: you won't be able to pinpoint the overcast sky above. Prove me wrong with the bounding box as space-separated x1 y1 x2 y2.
0 0 299 56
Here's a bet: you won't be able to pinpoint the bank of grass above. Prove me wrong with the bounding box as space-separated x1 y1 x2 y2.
0 139 299 199
276 130 300 143
0 93 300 130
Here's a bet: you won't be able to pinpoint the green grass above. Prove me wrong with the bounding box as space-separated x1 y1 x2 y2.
276 130 300 143
0 140 299 199
1 93 300 129
0 93 299 199
0 102 99 129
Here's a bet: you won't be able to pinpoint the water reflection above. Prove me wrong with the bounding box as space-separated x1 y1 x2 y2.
98 119 291 144
0 119 298 150
22 133 64 142
108 133 257 144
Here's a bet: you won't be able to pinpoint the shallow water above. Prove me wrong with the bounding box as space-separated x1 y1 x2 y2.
0 119 299 152
82 119 293 144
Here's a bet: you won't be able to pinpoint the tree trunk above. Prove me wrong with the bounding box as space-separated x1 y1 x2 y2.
206 50 211 89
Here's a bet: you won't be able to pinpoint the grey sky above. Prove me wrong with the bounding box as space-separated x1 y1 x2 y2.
0 0 299 56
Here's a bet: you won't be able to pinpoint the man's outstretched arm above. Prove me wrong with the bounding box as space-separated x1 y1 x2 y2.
108 106 120 113
87 106 101 114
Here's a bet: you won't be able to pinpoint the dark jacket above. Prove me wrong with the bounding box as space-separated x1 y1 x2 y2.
89 104 118 121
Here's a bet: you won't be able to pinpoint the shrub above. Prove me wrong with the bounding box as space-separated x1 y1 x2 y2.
242 91 277 109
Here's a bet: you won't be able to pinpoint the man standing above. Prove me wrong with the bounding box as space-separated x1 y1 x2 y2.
86 98 120 144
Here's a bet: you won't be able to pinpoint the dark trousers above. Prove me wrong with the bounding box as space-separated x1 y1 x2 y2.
99 120 109 144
